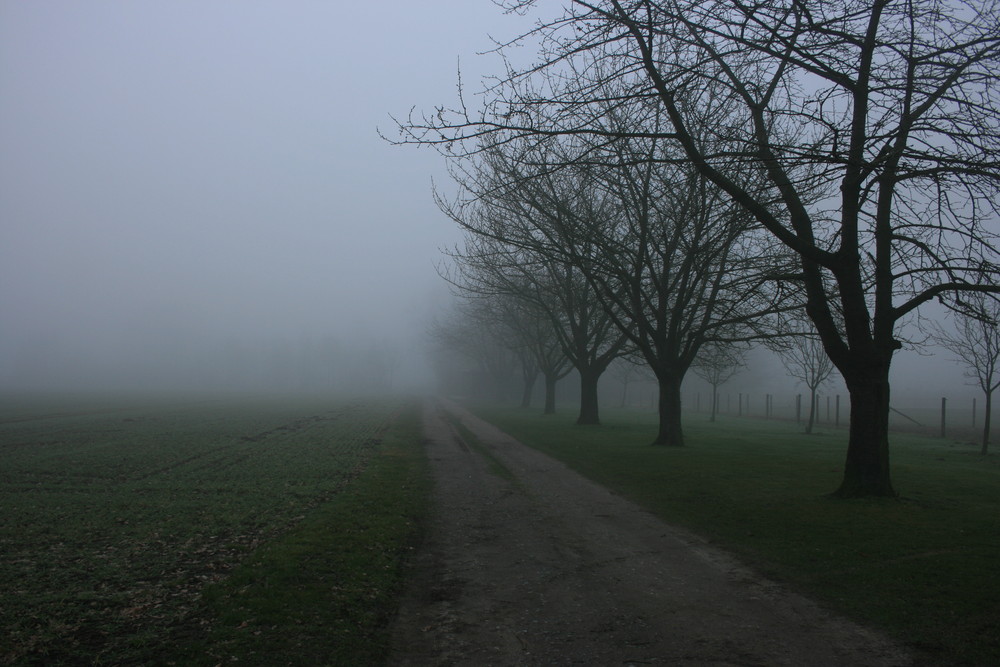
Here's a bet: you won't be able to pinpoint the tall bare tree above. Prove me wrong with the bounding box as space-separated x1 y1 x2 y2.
576 142 789 445
393 0 1000 495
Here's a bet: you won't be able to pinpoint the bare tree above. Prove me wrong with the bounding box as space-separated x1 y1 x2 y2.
393 0 1000 495
433 96 794 442
523 136 791 445
578 152 785 445
489 291 575 415
442 211 628 424
776 324 839 435
692 342 746 423
931 295 1000 454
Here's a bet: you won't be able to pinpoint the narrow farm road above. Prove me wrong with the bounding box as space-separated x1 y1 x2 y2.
387 398 915 666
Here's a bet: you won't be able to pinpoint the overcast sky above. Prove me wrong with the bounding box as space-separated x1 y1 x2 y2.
0 1 540 390
0 1 983 405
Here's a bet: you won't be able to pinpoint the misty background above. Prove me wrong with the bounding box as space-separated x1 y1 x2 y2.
0 1 981 410
0 1 532 393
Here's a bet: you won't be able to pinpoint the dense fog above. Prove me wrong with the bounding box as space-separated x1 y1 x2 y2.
0 1 533 394
0 2 985 409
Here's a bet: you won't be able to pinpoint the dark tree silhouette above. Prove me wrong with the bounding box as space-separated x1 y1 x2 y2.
392 0 1000 495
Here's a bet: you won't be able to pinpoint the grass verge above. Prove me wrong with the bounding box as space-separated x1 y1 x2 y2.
472 405 1000 666
177 404 431 666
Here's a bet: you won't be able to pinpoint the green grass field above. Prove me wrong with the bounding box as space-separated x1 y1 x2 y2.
6 394 996 664
0 394 430 665
472 405 1000 666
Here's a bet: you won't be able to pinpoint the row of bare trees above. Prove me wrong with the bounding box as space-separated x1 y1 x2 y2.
438 126 796 441
394 0 1000 497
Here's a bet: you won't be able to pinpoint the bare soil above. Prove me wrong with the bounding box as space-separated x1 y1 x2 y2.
388 398 916 666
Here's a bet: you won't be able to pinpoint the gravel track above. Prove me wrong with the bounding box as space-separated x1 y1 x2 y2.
388 398 916 666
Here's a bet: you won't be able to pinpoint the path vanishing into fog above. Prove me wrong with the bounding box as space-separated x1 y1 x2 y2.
388 398 916 666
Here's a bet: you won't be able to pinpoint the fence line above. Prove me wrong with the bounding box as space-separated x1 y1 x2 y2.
681 391 989 442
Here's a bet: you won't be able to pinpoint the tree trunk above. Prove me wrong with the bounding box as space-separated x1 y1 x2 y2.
709 384 718 423
835 370 895 497
543 373 557 415
806 386 817 434
983 390 992 456
577 368 601 425
652 373 684 446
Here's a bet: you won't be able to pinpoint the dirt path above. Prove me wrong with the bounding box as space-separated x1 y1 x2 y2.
387 399 916 666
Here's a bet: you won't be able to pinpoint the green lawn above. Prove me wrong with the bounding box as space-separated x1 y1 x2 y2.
0 395 431 665
186 403 431 665
472 405 1000 666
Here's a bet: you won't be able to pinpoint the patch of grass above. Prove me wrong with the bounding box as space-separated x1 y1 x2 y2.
472 405 1000 666
0 396 430 666
182 405 431 665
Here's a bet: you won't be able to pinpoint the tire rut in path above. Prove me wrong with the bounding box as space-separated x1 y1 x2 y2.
387 398 915 666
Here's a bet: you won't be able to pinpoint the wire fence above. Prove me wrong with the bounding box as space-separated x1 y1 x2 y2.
681 390 989 443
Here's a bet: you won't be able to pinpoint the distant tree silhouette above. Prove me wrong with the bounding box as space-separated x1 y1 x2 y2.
931 295 1000 454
